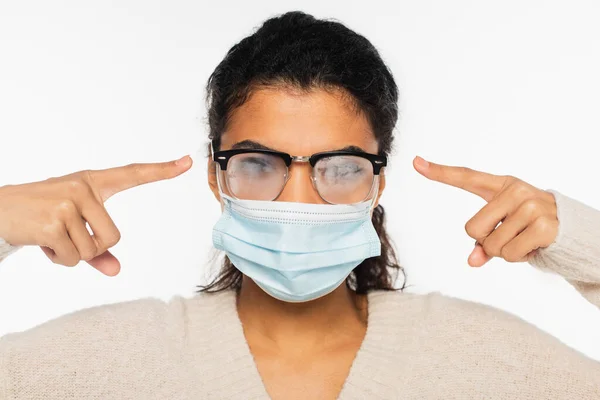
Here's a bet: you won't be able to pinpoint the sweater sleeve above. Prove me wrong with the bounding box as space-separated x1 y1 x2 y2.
0 296 187 399
528 189 600 310
0 237 21 263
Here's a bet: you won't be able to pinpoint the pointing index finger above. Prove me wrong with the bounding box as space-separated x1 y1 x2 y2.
413 156 507 202
89 155 192 202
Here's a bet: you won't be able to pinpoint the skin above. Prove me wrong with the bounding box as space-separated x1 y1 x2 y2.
207 86 381 399
0 155 194 276
413 157 559 267
204 86 560 399
0 82 561 400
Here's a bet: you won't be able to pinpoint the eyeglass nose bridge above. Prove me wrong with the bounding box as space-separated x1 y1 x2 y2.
288 155 316 179
284 155 321 195
290 155 311 163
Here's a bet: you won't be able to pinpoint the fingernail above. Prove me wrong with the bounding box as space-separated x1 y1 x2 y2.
175 155 190 166
415 156 429 169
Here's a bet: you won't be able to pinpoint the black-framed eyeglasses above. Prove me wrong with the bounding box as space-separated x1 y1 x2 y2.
211 144 387 204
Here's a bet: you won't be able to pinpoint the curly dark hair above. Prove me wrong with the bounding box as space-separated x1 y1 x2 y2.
196 10 407 295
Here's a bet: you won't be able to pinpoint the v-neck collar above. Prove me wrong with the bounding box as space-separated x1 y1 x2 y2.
193 289 407 399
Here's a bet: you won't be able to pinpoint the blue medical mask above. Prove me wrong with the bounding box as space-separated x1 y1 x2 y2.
211 193 381 302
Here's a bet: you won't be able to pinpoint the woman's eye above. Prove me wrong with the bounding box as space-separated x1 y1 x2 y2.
240 157 273 171
319 164 363 179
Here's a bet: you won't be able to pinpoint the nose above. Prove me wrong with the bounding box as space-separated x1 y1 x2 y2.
276 162 325 204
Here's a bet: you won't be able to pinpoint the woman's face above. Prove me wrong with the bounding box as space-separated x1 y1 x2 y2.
208 86 385 205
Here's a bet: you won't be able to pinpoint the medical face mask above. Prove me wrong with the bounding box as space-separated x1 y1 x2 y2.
211 192 382 303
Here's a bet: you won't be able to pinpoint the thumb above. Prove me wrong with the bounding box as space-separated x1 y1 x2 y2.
87 250 121 276
468 242 492 267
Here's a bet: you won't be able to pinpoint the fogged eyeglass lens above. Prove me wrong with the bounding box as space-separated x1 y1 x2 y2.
226 153 287 200
313 155 374 204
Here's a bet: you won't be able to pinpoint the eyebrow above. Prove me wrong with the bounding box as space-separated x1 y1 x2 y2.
230 139 369 154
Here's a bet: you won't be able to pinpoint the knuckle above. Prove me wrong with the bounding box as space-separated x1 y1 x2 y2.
54 200 78 219
51 253 79 267
81 170 103 203
50 256 63 265
99 230 121 249
533 216 552 232
81 169 94 184
504 175 518 184
520 199 542 217
500 175 517 191
482 240 501 257
63 258 80 267
78 254 93 263
541 190 556 205
464 220 481 239
106 230 122 247
79 247 98 261
501 247 519 262
42 220 65 241
64 177 88 198
510 180 534 198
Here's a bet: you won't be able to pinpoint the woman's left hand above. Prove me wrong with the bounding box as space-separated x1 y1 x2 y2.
412 156 559 267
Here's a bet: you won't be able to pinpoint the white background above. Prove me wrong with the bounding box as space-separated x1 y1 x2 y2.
1 0 600 361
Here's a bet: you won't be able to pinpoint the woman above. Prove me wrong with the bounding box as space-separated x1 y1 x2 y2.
0 10 599 399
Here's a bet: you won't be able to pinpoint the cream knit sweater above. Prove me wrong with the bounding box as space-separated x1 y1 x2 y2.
0 189 599 399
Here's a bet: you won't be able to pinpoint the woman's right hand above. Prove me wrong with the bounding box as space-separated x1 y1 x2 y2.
0 155 193 276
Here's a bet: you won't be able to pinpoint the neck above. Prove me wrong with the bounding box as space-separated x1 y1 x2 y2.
236 276 368 352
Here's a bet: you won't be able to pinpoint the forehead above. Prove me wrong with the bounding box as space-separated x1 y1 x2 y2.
219 86 378 155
